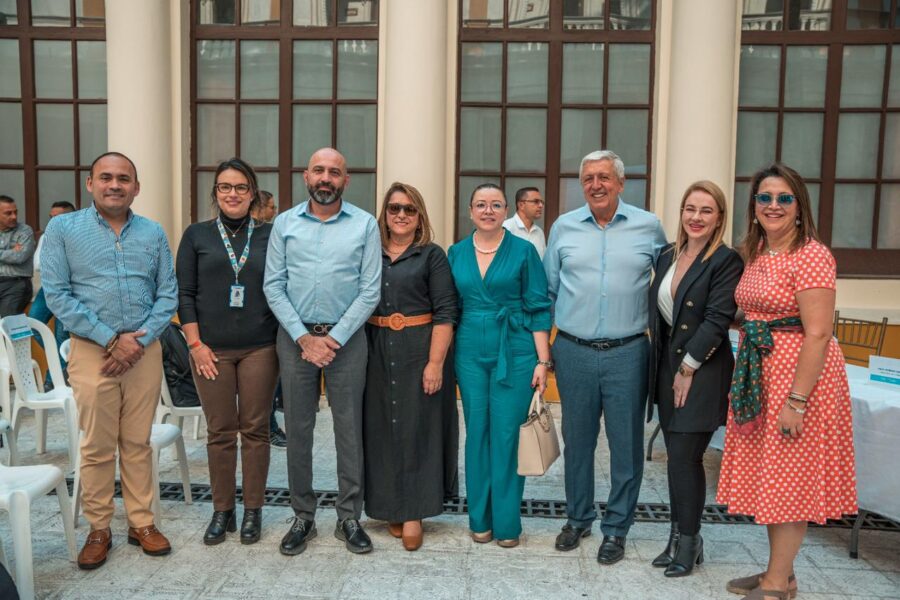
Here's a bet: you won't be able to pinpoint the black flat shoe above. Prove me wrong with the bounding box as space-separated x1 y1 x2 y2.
204 510 236 545
280 517 316 556
270 428 287 448
597 535 626 565
652 523 679 567
335 519 373 554
240 508 262 545
664 533 703 577
555 524 591 551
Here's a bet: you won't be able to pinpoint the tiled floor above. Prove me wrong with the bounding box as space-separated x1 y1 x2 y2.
3 403 898 600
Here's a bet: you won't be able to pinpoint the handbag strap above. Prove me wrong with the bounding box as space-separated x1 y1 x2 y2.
528 389 543 415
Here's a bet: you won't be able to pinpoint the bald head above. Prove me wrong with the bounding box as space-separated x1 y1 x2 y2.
304 147 349 206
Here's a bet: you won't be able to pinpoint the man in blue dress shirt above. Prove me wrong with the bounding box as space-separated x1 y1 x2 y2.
544 150 666 565
42 152 178 569
264 147 381 556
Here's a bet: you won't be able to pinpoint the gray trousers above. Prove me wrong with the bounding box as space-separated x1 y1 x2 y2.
277 327 366 521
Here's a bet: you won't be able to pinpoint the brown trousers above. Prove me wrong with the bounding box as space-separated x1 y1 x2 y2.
191 344 278 510
68 336 163 530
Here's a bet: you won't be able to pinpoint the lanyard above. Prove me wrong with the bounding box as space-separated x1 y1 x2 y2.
215 217 254 284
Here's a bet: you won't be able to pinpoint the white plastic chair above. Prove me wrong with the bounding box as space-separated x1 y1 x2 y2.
0 417 10 466
0 318 78 471
157 372 206 440
0 463 77 600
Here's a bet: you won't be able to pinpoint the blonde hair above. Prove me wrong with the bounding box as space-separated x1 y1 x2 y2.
377 182 434 248
674 180 728 263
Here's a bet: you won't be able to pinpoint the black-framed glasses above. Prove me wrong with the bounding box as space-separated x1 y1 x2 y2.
386 203 419 216
754 192 795 206
216 182 252 195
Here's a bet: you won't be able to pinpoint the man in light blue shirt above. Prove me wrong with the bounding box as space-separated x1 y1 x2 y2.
545 150 666 564
264 147 381 556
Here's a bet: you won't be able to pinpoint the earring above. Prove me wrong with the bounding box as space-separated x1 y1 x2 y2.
795 218 801 226
752 218 758 225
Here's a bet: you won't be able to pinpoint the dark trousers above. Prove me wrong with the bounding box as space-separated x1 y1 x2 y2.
277 327 366 521
191 344 279 511
662 429 713 536
0 276 32 317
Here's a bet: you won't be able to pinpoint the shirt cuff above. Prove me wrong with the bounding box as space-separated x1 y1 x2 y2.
89 323 118 348
682 353 702 370
286 322 310 344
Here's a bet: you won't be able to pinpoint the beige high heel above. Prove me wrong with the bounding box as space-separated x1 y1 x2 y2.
471 530 493 543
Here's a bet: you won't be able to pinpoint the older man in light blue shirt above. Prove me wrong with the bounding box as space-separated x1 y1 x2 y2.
264 147 381 556
545 150 666 565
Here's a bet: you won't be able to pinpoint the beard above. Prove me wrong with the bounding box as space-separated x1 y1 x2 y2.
308 182 344 206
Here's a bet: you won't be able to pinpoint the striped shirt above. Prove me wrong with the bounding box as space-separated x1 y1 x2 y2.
41 205 178 347
0 223 35 278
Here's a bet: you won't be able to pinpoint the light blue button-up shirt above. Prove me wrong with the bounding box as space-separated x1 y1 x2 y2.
544 200 667 340
41 205 178 347
263 199 381 346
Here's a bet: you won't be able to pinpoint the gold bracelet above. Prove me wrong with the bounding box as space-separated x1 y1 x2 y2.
786 399 806 414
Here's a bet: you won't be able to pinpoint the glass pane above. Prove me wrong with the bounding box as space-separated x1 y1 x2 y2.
738 45 780 107
293 0 331 26
878 184 900 248
241 0 280 25
240 41 279 99
0 0 18 25
889 46 900 107
31 0 70 26
787 0 831 30
622 178 647 208
507 42 547 103
196 171 216 222
347 172 375 215
36 104 74 165
79 169 90 206
457 176 500 241
0 103 22 164
255 172 279 206
0 40 21 98
732 181 752 244
558 177 584 215
75 0 104 27
293 41 332 99
509 0 548 28
336 104 376 168
78 104 106 164
781 113 823 178
506 108 546 172
563 43 604 104
741 0 783 30
607 44 650 104
460 43 502 103
784 46 827 108
293 105 332 168
836 113 880 178
462 0 502 28
606 109 648 175
564 0 604 30
735 111 777 177
76 41 106 99
199 0 235 25
560 109 602 173
292 171 305 206
504 176 546 226
337 39 377 100
846 0 890 29
34 41 73 99
459 107 501 172
831 184 874 248
0 170 24 207
240 105 279 167
610 0 651 30
841 45 886 108
38 171 75 229
338 0 377 26
806 182 820 227
197 104 235 165
197 40 236 99
882 113 900 178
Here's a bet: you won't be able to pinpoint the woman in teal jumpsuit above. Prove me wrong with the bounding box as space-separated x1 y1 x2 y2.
448 183 552 547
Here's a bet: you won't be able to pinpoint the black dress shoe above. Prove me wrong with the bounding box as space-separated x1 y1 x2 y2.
652 523 679 567
240 508 262 545
597 535 626 565
270 428 287 448
204 510 236 545
335 519 373 554
555 524 591 551
280 517 316 556
664 533 703 577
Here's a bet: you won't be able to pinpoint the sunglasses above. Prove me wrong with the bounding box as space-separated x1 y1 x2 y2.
754 192 795 206
387 203 419 216
216 183 252 195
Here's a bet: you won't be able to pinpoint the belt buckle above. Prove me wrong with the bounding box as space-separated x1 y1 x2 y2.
591 340 611 351
387 313 406 331
312 324 330 335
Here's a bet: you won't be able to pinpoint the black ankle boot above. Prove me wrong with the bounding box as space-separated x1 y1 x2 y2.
652 522 679 567
241 508 262 545
204 509 236 545
664 533 703 577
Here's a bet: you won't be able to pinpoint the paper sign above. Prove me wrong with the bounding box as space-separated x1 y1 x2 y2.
0 314 33 341
869 356 900 387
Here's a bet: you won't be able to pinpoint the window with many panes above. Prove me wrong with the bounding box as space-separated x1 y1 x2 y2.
0 0 106 231
737 0 900 276
192 0 378 221
455 0 655 240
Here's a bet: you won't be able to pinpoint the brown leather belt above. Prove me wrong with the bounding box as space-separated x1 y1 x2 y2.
367 312 433 331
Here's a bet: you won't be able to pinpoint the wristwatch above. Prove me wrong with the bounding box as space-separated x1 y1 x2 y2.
677 364 695 377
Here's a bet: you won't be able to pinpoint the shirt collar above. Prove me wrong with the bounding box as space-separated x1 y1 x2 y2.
298 199 351 223
576 197 628 226
90 203 134 228
511 212 536 233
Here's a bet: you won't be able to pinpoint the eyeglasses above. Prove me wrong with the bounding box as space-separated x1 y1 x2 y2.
753 192 795 206
386 203 419 216
216 183 252 195
472 201 506 213
524 199 544 205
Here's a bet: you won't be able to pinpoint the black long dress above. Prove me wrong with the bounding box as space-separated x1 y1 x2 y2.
363 243 459 522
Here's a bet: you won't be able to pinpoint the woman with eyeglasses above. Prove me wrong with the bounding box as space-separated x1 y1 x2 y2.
646 181 743 577
716 163 857 600
363 182 459 551
175 157 280 546
448 183 552 548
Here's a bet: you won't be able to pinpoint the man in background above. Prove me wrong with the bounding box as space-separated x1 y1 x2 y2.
0 195 35 316
503 186 546 258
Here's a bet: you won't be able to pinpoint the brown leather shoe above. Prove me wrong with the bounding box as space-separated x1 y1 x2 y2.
387 522 403 539
401 520 423 551
77 527 112 570
127 524 172 556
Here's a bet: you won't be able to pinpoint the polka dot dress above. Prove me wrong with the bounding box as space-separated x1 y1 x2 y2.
716 241 858 524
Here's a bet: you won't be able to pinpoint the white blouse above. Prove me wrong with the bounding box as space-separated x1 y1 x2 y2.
656 261 701 369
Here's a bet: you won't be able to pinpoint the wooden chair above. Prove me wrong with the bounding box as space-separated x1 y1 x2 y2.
833 311 888 366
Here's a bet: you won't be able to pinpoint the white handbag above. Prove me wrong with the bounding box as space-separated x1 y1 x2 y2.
517 389 561 476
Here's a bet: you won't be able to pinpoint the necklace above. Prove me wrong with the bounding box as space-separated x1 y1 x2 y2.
473 230 504 255
222 220 246 238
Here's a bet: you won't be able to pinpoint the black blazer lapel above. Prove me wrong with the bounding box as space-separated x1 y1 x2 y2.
671 243 712 326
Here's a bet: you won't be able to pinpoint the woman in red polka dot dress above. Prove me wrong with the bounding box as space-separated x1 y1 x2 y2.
716 163 857 600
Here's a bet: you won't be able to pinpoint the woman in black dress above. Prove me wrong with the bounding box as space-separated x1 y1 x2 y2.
363 182 459 551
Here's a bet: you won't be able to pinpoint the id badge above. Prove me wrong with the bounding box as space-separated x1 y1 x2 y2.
229 284 245 308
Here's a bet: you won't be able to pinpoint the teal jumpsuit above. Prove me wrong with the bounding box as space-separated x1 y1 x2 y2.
448 233 551 540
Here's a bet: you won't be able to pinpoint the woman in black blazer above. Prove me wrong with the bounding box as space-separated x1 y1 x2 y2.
647 180 743 578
